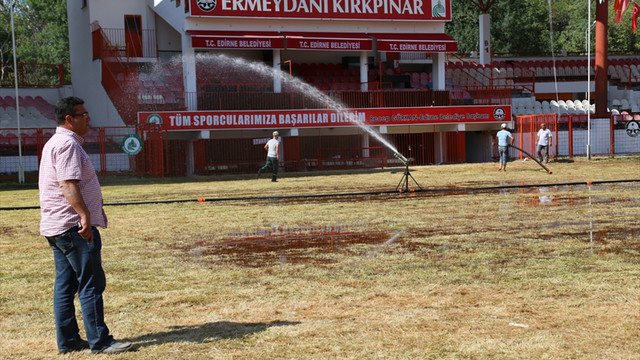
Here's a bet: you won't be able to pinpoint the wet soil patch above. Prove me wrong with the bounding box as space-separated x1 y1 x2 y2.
171 230 402 267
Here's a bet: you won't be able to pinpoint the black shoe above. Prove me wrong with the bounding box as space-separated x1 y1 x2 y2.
59 339 90 354
99 341 133 354
257 170 262 178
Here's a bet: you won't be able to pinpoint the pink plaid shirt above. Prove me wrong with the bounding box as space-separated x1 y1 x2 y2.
39 127 107 236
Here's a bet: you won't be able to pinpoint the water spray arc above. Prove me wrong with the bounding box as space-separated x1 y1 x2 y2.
188 53 408 189
195 53 401 154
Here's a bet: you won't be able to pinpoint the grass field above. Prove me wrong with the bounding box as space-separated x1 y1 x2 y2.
1 156 639 359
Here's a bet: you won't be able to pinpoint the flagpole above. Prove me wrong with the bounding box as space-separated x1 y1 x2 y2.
587 0 593 160
10 0 25 183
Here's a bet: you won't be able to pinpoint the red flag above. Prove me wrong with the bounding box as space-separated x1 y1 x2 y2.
616 0 630 23
614 0 622 13
633 3 640 33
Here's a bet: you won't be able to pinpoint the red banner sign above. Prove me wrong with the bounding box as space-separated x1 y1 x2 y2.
139 106 510 131
189 0 451 21
284 33 372 51
190 31 285 49
372 33 457 52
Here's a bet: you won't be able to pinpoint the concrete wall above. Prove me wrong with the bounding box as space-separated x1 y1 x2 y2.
147 0 187 33
91 0 155 30
155 15 182 53
67 0 124 127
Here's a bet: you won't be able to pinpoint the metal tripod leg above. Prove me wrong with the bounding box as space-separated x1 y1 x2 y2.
395 164 423 192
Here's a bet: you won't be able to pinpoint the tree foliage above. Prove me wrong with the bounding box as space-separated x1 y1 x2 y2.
446 0 640 56
0 0 69 65
0 0 637 68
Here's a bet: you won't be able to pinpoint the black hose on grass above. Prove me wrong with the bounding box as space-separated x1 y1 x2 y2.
2 179 638 211
508 144 553 174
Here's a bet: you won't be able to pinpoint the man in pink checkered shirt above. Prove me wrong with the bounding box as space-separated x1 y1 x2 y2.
39 97 132 355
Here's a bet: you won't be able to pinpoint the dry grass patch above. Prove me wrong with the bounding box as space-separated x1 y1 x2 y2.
1 157 639 359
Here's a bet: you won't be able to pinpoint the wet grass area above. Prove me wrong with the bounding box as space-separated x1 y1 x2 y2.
273 182 639 205
169 229 402 267
166 224 640 269
165 182 639 268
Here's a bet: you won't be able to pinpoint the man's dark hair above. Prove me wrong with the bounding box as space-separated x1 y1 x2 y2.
54 97 85 124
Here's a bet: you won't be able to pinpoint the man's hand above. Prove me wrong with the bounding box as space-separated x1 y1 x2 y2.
59 180 94 242
78 218 93 242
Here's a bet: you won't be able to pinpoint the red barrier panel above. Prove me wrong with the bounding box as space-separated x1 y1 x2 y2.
515 114 638 158
0 125 166 180
515 114 558 160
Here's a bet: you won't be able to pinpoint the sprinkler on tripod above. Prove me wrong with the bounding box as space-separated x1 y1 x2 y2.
394 150 423 193
393 152 409 165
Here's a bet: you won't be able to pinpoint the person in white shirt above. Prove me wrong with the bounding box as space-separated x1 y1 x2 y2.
258 131 280 182
535 123 553 163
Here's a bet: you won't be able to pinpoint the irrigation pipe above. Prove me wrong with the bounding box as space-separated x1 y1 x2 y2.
2 179 638 211
508 144 553 174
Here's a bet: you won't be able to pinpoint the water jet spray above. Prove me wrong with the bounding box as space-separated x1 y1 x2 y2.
188 53 400 154
163 54 411 187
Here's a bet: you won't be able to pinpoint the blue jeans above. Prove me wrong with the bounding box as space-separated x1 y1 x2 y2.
498 146 509 166
537 144 549 162
46 227 114 353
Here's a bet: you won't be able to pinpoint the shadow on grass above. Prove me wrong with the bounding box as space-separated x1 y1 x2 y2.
553 158 575 163
124 320 301 348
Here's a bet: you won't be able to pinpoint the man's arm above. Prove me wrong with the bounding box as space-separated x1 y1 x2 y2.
275 142 280 159
59 179 93 241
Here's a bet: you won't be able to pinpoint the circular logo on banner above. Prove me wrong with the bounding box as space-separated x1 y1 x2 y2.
121 134 143 156
432 0 445 17
146 114 162 124
624 120 640 137
197 0 217 11
626 120 639 137
493 107 506 121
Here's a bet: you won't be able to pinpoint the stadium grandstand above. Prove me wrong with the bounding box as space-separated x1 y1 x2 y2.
0 0 638 179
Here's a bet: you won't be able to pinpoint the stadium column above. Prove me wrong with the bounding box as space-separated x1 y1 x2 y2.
182 32 198 110
361 133 370 159
360 51 368 92
478 13 491 66
274 50 282 93
432 53 446 91
182 32 197 176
